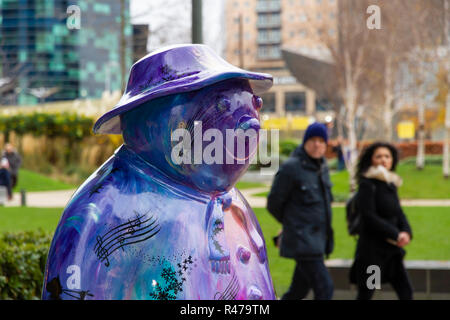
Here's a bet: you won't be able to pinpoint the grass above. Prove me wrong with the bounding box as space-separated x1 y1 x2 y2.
252 163 450 200
0 207 63 233
0 205 448 296
235 181 267 190
13 169 76 192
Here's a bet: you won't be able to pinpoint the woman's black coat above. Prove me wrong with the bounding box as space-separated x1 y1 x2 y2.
350 177 413 284
266 146 334 260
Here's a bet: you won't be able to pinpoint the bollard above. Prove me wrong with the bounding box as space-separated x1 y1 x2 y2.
21 188 26 207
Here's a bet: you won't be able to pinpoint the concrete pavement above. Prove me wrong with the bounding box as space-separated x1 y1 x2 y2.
3 186 450 209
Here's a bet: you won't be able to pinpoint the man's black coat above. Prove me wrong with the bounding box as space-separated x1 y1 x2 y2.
267 145 334 260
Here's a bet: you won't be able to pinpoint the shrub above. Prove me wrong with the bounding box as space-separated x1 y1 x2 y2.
0 230 52 300
279 139 300 157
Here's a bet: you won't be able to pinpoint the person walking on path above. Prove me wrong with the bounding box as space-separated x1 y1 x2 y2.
2 143 22 188
349 142 413 300
267 122 334 300
0 158 13 204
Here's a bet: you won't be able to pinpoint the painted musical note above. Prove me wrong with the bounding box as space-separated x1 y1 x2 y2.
93 210 160 267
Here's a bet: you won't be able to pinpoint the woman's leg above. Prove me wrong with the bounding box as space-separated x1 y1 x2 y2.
356 284 376 300
390 260 414 300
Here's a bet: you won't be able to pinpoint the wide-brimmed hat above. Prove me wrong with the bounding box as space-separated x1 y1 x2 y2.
93 44 273 134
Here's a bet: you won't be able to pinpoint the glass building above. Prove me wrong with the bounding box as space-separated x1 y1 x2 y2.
0 0 133 105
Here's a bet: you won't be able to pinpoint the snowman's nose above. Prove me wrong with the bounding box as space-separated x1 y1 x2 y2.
236 115 260 131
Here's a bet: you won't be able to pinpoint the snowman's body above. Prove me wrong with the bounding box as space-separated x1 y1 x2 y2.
42 44 276 300
42 145 275 300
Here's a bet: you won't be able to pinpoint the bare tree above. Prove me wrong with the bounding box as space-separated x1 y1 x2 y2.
442 0 450 178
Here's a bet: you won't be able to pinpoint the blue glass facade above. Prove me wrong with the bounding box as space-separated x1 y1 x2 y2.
0 0 132 105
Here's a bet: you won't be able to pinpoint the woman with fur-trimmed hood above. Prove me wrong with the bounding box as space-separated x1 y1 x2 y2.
350 142 413 300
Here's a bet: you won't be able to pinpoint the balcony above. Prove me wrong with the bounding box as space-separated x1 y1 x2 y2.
256 17 281 28
257 38 281 45
257 33 281 45
256 1 281 13
257 45 282 60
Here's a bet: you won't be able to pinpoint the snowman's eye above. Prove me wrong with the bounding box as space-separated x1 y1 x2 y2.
216 98 231 112
252 95 263 110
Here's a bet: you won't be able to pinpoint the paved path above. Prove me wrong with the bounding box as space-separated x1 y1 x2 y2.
4 187 450 209
5 189 76 208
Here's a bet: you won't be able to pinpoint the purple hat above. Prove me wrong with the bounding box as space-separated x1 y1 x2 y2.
93 44 273 134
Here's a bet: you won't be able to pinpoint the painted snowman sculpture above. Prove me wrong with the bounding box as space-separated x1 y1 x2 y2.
42 44 276 300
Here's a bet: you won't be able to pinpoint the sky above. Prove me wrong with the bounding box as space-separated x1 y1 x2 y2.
130 0 225 55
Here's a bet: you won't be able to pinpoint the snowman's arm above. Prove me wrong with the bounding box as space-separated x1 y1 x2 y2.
228 202 266 263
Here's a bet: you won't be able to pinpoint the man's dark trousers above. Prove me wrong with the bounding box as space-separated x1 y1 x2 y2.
281 259 334 300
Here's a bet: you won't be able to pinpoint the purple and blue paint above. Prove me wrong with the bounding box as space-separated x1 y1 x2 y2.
42 44 276 300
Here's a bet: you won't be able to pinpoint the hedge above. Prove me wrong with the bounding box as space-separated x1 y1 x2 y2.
0 112 93 141
0 230 52 300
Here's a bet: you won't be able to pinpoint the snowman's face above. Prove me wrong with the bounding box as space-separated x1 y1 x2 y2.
168 79 263 193
121 78 264 194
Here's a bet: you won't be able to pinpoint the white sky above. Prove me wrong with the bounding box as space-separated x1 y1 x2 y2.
130 0 225 56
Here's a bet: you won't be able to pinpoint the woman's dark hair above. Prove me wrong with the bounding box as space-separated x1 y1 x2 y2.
356 141 399 184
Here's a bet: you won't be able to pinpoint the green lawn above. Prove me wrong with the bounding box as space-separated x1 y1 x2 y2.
0 207 63 233
235 181 267 190
1 205 449 296
13 169 76 192
330 163 450 200
253 163 450 200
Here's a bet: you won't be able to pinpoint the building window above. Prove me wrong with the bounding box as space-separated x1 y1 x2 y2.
260 92 276 113
316 99 332 111
257 13 281 27
285 92 306 112
257 45 281 59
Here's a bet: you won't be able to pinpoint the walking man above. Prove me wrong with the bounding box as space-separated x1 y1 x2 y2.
267 122 334 300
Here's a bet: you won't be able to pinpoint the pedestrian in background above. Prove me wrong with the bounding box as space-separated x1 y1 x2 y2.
267 122 334 300
349 142 413 300
332 136 346 171
2 143 22 188
0 158 12 205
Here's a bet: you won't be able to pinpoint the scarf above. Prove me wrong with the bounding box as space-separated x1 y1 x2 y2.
363 165 403 187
